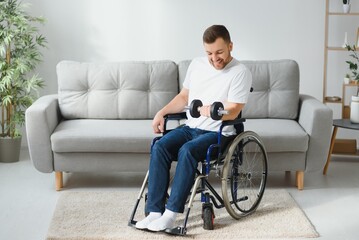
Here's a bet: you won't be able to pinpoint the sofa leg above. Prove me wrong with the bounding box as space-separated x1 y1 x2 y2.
55 172 63 191
295 171 304 190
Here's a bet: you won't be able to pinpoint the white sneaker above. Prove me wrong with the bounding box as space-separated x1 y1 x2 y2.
147 210 177 232
135 212 161 230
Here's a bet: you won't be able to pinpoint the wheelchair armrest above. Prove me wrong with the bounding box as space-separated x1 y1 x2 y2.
163 112 188 133
220 118 246 136
221 118 246 127
164 112 188 121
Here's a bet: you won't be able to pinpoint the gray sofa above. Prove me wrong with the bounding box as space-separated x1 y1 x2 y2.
25 59 333 191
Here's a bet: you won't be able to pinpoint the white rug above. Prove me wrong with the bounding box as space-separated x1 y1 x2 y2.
47 189 319 240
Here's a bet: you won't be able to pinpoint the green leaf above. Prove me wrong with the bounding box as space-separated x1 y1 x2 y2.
2 95 13 106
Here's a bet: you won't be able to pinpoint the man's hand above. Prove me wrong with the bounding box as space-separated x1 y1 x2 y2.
199 105 211 118
151 88 189 133
152 112 165 134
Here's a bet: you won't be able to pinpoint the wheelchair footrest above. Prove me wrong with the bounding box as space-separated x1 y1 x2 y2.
165 226 187 236
128 220 137 227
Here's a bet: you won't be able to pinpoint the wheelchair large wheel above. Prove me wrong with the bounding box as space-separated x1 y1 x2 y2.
221 131 268 219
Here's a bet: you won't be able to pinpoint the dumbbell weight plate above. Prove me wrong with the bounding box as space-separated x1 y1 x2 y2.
189 99 202 118
210 102 224 120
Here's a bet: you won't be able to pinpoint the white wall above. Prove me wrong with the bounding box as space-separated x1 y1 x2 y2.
23 0 359 143
28 0 327 97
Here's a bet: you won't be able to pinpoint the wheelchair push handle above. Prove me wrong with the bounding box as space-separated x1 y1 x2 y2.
184 99 229 120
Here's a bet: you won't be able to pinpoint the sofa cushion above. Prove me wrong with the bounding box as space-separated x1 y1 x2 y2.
244 119 308 152
57 61 178 119
51 119 178 153
241 60 299 119
51 119 307 154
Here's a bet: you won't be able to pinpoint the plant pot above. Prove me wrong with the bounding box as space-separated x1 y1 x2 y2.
0 137 22 163
344 77 350 84
350 96 359 123
343 4 351 13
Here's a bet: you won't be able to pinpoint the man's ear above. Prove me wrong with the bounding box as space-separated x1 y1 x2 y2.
229 42 233 52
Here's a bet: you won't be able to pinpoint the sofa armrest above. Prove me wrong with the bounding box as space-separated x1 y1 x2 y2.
25 94 61 173
298 94 333 172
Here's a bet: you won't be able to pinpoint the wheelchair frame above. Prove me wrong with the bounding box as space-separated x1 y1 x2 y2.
129 112 268 236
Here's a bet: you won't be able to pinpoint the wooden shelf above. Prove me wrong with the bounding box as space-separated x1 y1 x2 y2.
324 99 342 104
328 12 359 16
343 82 359 86
327 46 359 51
323 0 359 108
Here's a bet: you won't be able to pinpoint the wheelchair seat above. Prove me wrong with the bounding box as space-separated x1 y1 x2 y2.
208 134 236 162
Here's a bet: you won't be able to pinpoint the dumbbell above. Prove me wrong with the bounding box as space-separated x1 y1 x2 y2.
210 101 229 120
183 99 202 118
184 99 229 120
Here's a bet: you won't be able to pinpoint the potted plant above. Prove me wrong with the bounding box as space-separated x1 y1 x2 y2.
344 73 351 84
343 0 351 13
343 44 359 122
345 44 359 83
0 0 46 162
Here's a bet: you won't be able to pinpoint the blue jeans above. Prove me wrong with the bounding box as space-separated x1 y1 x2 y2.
147 126 218 213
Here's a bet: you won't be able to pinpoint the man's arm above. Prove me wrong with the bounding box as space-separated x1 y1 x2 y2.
221 102 245 121
152 88 189 133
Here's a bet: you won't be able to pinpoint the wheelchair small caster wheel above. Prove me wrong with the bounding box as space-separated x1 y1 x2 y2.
202 203 214 230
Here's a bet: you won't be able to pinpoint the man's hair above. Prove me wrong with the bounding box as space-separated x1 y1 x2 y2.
203 25 231 44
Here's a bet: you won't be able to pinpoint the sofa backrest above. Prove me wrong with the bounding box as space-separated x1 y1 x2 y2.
57 59 299 120
241 60 300 119
177 59 300 120
57 60 178 119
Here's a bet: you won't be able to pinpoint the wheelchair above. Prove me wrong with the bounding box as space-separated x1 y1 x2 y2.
129 111 268 236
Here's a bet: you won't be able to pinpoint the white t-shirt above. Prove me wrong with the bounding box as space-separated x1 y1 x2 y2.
183 57 252 135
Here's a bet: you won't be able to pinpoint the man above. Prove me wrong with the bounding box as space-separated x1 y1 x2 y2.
135 25 252 232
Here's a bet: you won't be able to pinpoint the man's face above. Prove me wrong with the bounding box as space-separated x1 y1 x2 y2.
204 37 233 70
